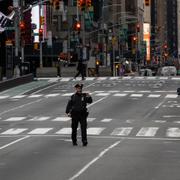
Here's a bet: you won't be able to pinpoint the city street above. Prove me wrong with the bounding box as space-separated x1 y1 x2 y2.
0 76 180 180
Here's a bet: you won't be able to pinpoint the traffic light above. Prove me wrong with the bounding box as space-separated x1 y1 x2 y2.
19 21 25 37
145 0 150 6
74 21 81 32
136 24 140 32
39 28 43 41
78 0 86 11
40 16 45 26
54 0 60 10
86 0 91 8
132 36 137 42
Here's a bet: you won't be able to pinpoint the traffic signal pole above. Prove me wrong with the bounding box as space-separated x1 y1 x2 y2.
39 0 43 68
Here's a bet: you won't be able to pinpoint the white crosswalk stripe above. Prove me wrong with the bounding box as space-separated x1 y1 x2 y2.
136 127 159 137
0 95 9 99
111 127 133 136
87 118 96 122
28 116 50 121
45 94 60 97
101 118 112 122
165 94 178 98
113 93 127 97
1 128 28 135
28 128 53 134
52 117 71 122
56 128 72 135
130 94 143 97
87 127 105 135
11 95 26 99
166 128 180 137
4 117 26 121
62 93 74 97
95 93 110 96
148 94 161 98
28 94 43 98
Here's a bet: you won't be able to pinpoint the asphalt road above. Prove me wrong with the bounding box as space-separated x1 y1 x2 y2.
0 76 180 180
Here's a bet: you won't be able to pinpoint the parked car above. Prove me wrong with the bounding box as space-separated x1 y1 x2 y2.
159 66 177 76
139 68 153 76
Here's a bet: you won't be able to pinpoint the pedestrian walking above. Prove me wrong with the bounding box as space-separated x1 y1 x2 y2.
66 83 93 146
74 60 85 80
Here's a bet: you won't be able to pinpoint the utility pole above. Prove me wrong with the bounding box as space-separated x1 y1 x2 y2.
13 0 20 64
39 0 43 68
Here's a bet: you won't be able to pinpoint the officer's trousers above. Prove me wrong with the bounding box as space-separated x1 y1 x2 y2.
71 111 87 144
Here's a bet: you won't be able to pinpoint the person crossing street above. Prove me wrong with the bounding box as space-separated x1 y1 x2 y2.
66 83 92 146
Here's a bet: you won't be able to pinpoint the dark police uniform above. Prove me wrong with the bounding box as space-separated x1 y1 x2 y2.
66 84 92 146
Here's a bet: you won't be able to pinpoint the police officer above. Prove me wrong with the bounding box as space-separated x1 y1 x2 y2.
66 83 92 146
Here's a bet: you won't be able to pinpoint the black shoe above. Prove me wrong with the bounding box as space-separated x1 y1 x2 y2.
83 142 88 146
73 142 78 146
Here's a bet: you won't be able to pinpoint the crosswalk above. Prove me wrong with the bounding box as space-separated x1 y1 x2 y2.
38 76 180 82
1 126 180 138
0 91 179 100
0 116 180 138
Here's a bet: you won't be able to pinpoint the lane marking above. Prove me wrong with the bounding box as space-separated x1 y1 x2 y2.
45 94 60 97
87 96 108 108
111 127 133 136
113 93 127 97
55 128 72 135
11 95 26 99
0 96 9 99
28 128 53 135
95 93 110 96
130 94 143 97
52 117 71 122
166 128 180 137
28 94 43 98
165 94 178 98
0 136 30 150
136 127 159 137
87 127 105 135
148 94 161 98
68 140 121 180
1 128 28 135
0 99 43 116
101 118 112 122
4 117 26 121
28 116 50 121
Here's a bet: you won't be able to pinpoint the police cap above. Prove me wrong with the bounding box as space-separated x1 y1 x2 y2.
74 83 83 88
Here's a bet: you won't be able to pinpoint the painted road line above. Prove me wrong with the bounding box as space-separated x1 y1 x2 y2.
154 120 167 123
11 95 26 99
28 128 53 135
95 93 110 96
0 96 9 99
4 117 26 121
109 77 119 80
68 141 121 180
101 118 112 122
94 91 105 93
87 118 96 122
108 90 120 93
122 77 132 80
60 78 71 82
134 77 144 80
62 93 74 97
163 115 180 118
28 94 43 98
124 90 135 93
85 77 95 81
166 128 180 137
171 77 180 80
0 136 30 150
111 127 133 136
28 116 50 121
52 117 71 122
139 91 151 93
130 94 143 97
159 77 168 80
146 77 156 80
113 93 127 97
148 94 161 98
165 94 178 98
173 121 180 124
45 94 60 97
97 77 107 81
1 128 28 135
136 127 159 137
56 128 72 135
87 127 105 135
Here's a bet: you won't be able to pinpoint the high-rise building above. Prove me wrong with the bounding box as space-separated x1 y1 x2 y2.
151 0 178 65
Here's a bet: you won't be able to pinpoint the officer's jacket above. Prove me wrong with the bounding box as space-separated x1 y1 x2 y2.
66 93 92 114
